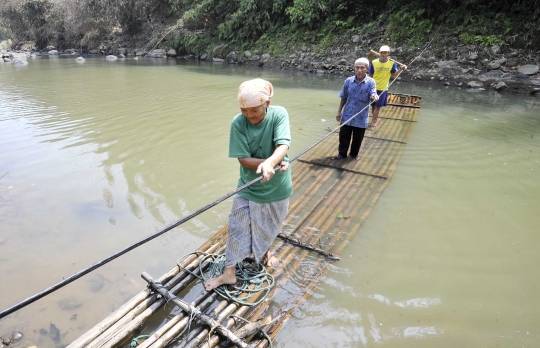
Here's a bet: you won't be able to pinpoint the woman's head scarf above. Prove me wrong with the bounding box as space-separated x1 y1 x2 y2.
237 78 274 108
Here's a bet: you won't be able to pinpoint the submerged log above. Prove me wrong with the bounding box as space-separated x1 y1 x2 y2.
276 233 340 260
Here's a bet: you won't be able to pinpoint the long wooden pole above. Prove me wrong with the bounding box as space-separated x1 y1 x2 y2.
198 188 339 347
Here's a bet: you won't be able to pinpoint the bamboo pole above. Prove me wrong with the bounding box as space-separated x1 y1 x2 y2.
182 301 242 348
198 184 347 347
194 301 257 348
160 298 232 348
276 233 340 260
251 263 328 347
152 167 340 348
141 272 249 348
135 292 217 348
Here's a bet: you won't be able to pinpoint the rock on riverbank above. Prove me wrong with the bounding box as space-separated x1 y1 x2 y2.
3 32 539 97
198 39 540 97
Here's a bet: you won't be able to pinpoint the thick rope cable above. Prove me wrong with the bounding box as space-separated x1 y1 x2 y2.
0 175 265 319
0 34 433 319
408 13 446 68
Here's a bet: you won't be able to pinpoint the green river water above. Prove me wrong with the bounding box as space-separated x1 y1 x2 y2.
0 55 539 347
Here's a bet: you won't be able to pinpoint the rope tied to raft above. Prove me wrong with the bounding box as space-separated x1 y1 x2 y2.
162 307 200 348
130 335 150 347
176 252 275 306
183 309 198 347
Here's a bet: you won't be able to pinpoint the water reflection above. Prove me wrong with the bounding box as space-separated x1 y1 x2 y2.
368 294 442 309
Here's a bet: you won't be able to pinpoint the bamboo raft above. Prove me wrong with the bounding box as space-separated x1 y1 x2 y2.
68 93 421 348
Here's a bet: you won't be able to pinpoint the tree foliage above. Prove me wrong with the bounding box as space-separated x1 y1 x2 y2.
0 0 539 49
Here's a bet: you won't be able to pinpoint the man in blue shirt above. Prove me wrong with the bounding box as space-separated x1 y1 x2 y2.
334 58 379 161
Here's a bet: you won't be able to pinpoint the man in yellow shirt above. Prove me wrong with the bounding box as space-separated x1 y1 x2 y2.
368 45 407 126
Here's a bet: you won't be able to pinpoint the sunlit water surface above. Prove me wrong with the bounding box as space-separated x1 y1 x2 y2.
0 56 539 347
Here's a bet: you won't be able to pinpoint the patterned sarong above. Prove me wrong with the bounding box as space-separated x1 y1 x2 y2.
225 195 289 267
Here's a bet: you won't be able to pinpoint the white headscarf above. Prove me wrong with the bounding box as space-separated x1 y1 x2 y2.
237 78 274 108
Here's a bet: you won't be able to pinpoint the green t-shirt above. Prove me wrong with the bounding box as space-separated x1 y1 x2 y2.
229 105 293 203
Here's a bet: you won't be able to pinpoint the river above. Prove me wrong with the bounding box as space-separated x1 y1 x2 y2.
0 55 539 347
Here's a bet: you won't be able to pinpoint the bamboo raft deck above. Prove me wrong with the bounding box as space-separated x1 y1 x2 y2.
68 93 421 348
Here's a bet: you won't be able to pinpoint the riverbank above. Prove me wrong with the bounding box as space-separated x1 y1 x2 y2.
2 25 539 97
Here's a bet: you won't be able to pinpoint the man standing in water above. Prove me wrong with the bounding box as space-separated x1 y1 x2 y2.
205 78 292 291
333 58 378 161
368 45 407 127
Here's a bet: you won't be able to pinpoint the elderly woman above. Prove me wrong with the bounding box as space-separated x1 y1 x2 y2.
204 78 292 291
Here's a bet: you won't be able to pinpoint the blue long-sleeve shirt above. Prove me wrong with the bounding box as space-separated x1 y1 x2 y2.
339 75 377 128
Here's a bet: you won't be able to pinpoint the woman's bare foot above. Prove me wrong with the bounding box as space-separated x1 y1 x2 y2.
204 266 236 291
263 250 279 267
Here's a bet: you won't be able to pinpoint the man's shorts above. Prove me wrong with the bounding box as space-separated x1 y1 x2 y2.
373 90 388 107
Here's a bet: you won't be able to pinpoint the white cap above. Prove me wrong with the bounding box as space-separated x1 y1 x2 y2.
354 57 370 66
379 45 390 52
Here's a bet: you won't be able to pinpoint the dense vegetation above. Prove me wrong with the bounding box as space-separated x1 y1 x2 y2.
1 0 539 54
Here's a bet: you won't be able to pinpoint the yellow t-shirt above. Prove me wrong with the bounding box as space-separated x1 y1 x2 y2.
370 59 397 90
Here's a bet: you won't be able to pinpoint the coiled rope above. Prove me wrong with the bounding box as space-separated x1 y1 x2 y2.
176 252 275 306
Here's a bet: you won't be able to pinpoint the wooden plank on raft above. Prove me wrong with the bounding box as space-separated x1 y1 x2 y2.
70 93 421 348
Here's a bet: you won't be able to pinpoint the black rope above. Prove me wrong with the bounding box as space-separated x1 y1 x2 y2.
0 36 436 319
0 175 264 319
0 88 388 320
